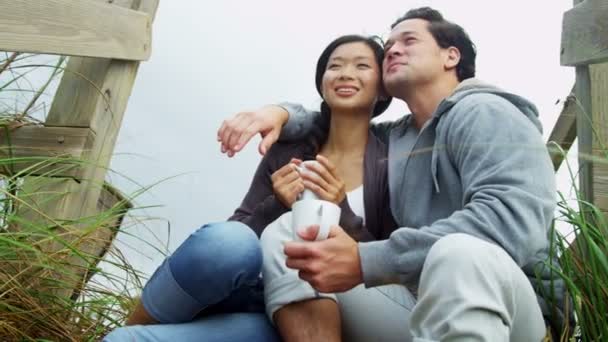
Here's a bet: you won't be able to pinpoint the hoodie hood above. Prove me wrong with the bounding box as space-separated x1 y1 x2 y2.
434 78 543 134
421 78 544 194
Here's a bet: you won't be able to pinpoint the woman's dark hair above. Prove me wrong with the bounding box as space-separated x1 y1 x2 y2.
308 35 392 152
391 7 476 81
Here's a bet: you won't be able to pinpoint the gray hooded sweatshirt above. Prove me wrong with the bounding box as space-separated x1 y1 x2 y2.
278 79 570 331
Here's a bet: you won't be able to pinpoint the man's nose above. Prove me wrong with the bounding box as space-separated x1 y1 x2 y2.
386 45 403 60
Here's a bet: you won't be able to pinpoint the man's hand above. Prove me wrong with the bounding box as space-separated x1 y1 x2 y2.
217 105 289 157
284 225 363 293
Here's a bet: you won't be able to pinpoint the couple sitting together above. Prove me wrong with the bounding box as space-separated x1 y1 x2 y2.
105 6 571 342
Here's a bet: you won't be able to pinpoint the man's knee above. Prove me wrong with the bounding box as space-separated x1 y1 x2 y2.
424 233 509 275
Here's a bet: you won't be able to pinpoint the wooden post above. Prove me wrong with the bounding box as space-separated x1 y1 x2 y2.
561 0 608 212
15 0 159 299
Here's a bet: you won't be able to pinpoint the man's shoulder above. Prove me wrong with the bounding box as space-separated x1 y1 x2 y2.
443 92 526 127
451 92 515 111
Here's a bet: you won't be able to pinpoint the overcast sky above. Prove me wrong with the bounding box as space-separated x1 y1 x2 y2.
105 1 575 277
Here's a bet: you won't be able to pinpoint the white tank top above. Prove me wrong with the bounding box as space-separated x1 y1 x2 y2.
346 185 365 223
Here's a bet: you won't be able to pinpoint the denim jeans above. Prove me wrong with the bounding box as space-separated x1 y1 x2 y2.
104 221 280 342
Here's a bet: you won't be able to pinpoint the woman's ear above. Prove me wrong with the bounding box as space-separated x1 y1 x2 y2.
444 46 461 70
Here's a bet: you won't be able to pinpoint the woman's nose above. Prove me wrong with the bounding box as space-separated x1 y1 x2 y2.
338 66 355 80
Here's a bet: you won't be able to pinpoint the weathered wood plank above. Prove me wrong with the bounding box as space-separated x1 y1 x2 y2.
0 0 152 61
576 65 594 203
547 85 578 171
27 0 158 222
592 147 608 211
561 0 608 66
46 58 112 128
0 126 93 177
590 63 608 212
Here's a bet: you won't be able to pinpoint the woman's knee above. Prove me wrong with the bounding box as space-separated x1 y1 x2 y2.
169 221 262 283
103 326 143 341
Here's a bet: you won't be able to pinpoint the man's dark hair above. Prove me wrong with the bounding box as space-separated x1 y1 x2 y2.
391 7 476 81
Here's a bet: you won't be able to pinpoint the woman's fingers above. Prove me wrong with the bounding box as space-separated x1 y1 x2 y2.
300 156 345 204
299 168 330 191
315 154 338 178
272 161 306 207
271 163 298 182
302 160 336 188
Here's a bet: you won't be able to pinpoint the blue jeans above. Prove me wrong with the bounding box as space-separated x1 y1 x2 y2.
104 221 280 342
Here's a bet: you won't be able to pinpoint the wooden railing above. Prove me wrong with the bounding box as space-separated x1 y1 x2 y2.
0 0 160 299
548 0 608 212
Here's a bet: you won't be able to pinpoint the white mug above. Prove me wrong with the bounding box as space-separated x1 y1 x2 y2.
292 199 341 241
296 161 321 201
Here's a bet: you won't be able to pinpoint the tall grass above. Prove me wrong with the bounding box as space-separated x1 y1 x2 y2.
549 143 608 340
0 52 158 341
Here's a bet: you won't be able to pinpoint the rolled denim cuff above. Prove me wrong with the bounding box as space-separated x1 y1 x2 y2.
141 258 205 323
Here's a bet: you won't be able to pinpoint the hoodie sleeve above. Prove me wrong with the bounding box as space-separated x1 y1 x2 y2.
228 145 290 236
358 95 556 287
277 102 321 142
278 102 403 144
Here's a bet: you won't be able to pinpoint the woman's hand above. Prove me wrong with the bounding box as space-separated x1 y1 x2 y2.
271 158 304 208
300 155 346 205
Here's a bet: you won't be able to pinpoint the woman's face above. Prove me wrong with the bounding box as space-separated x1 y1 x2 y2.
321 42 382 115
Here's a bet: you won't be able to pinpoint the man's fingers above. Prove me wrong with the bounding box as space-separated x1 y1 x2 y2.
226 117 255 152
298 271 315 284
235 122 263 153
284 241 317 259
285 257 310 271
258 129 280 155
327 225 344 238
217 121 226 142
297 225 320 241
218 113 249 147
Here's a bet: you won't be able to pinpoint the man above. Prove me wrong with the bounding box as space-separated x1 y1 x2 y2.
218 7 571 341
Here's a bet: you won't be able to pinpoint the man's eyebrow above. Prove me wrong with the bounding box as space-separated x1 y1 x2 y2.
386 30 418 45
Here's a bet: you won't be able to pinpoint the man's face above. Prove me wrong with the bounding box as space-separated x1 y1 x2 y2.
383 18 448 97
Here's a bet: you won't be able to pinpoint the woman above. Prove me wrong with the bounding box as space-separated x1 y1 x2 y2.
257 35 416 342
104 35 400 342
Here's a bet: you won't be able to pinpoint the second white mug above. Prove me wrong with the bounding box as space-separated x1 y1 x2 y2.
292 199 341 241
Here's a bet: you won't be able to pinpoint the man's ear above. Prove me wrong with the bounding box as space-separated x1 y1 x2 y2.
445 46 461 70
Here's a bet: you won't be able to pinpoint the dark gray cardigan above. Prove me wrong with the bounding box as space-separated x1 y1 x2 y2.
228 130 397 242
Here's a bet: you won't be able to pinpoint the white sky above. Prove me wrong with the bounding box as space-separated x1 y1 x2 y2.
105 1 576 277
